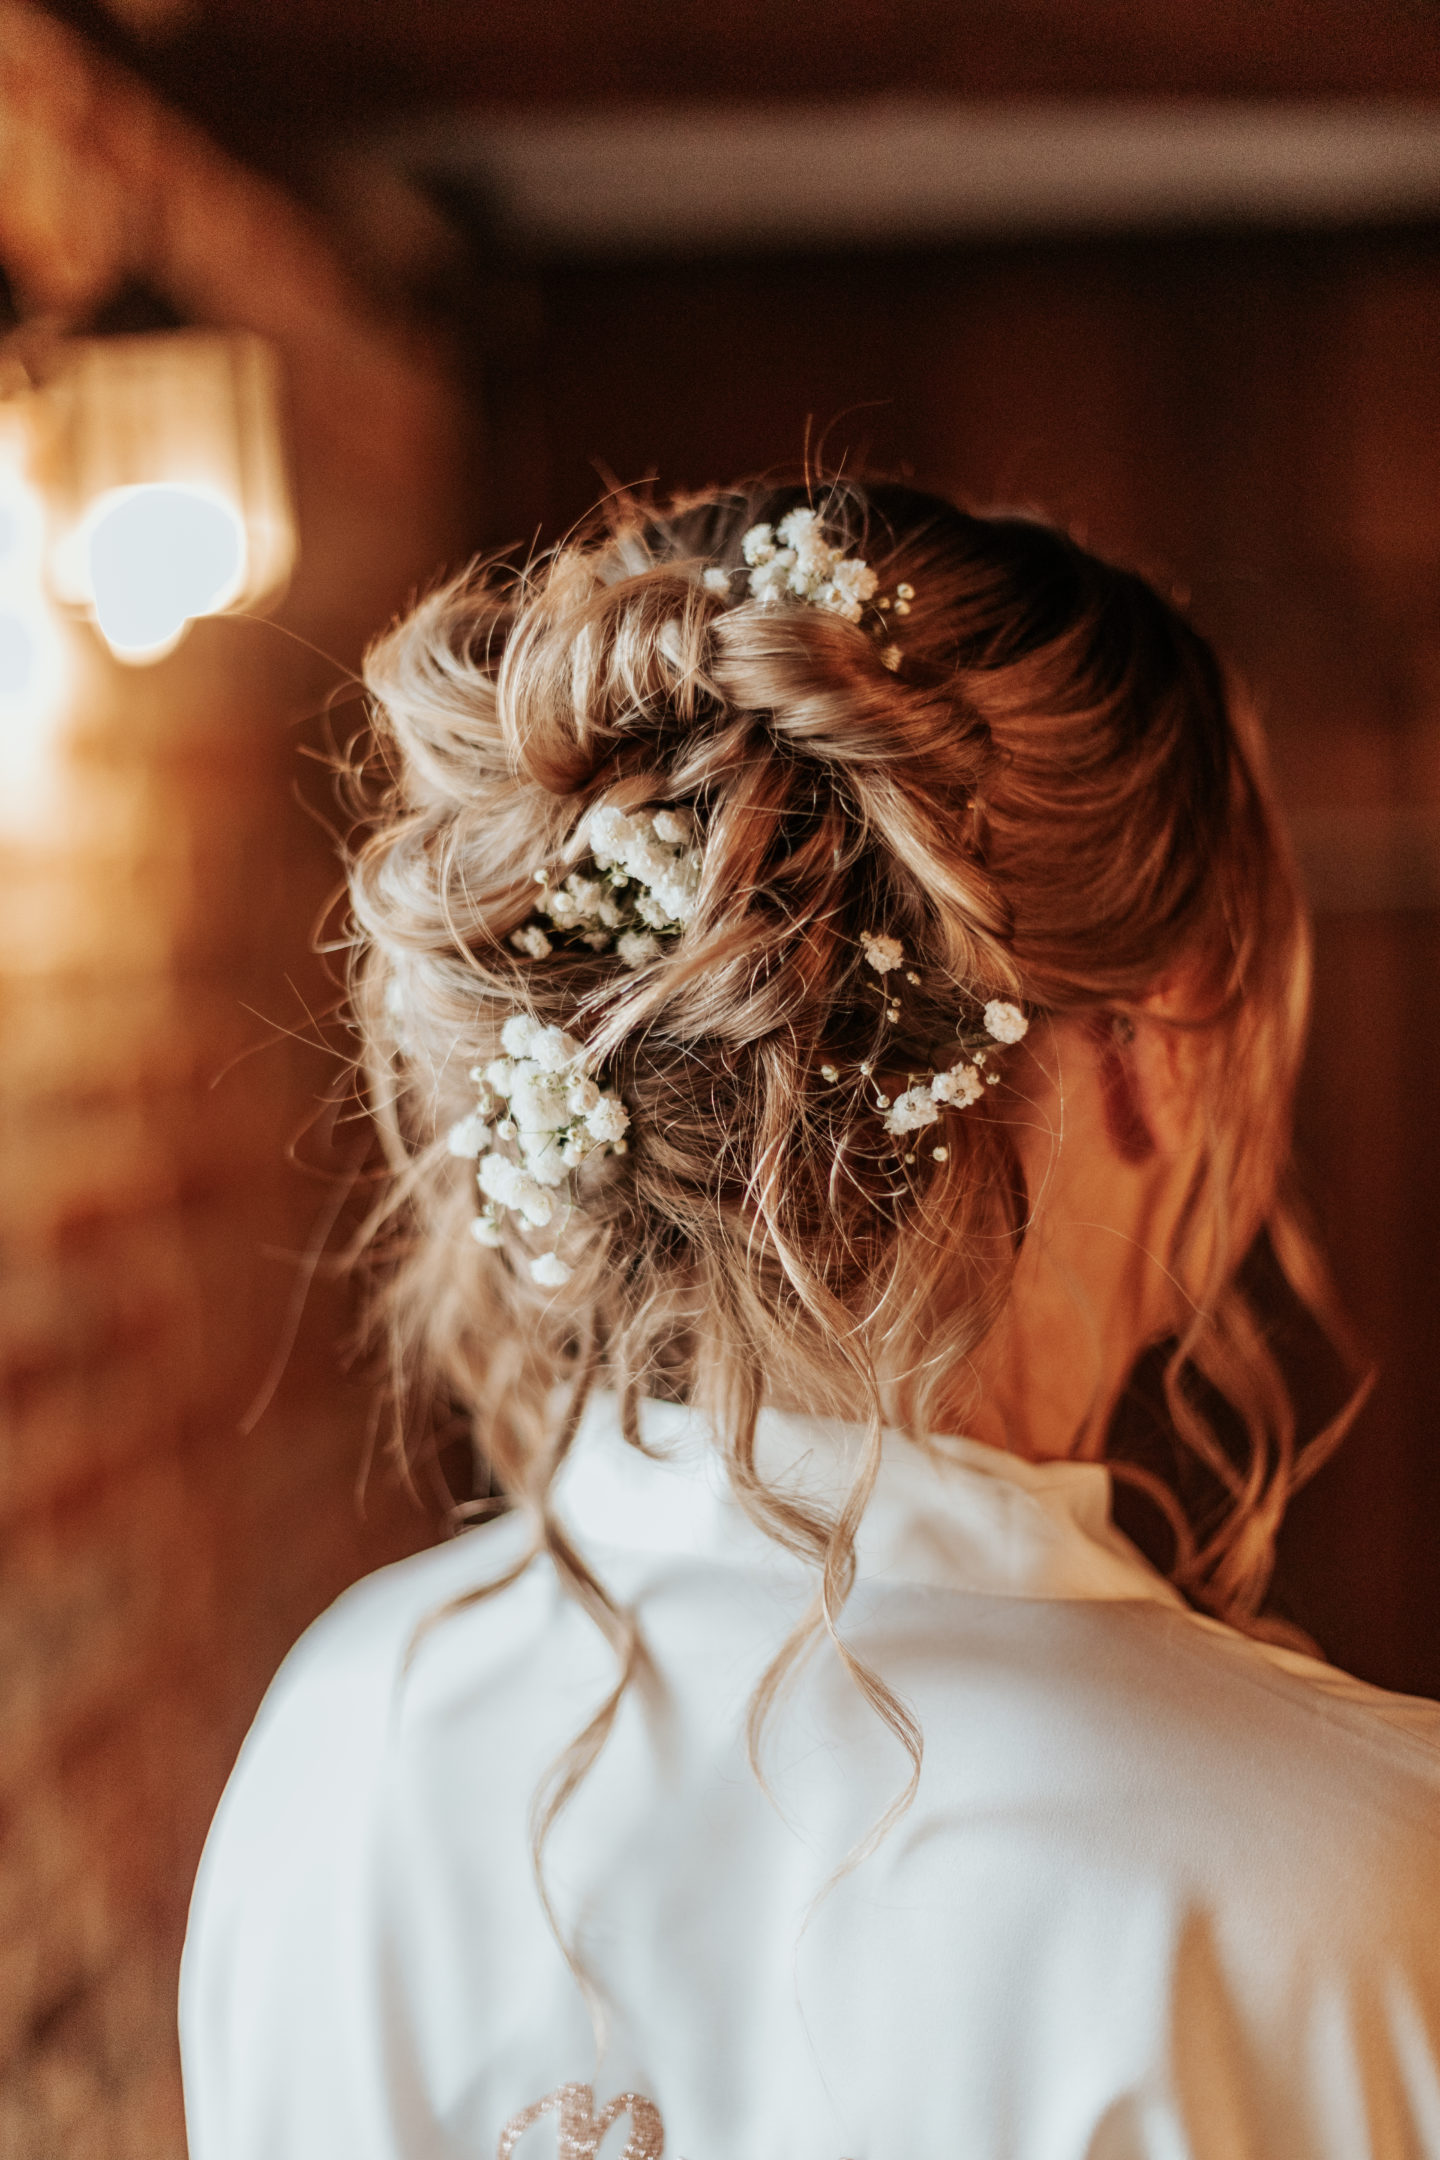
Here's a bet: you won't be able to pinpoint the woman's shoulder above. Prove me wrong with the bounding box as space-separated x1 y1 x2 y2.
1170 1603 1440 1792
204 1514 541 1826
1063 1594 1440 1896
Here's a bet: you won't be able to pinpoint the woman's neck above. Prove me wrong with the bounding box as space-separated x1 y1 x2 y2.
947 1017 1204 1463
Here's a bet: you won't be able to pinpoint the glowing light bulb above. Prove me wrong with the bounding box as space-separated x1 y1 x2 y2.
83 483 247 663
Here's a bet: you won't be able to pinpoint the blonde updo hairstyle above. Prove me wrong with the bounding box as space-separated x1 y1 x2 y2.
350 481 1349 1826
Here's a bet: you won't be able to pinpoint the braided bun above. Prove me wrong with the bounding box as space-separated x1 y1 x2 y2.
350 478 1330 1681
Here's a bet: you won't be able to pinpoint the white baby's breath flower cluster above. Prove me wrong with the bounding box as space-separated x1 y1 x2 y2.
831 935 1030 1160
859 932 905 975
465 802 701 1277
511 804 703 969
700 507 914 669
445 1014 630 1286
735 508 880 622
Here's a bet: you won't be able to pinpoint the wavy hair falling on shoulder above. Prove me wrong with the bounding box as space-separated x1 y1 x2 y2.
346 476 1363 1935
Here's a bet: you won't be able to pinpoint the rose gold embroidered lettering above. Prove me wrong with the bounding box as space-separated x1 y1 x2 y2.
497 2083 665 2160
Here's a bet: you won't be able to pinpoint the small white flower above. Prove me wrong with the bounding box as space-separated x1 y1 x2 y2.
776 506 821 549
651 808 690 845
820 558 879 622
543 874 607 931
702 566 732 594
983 1000 1029 1045
529 1024 584 1072
931 1063 984 1109
932 1145 949 1162
632 891 670 931
587 805 634 865
478 1151 525 1207
790 535 839 587
521 1135 570 1187
483 1058 515 1095
741 522 776 566
566 1075 601 1116
884 1086 939 1134
662 877 701 925
530 1252 573 1288
470 1213 504 1247
510 924 552 959
500 1014 537 1057
509 1067 571 1133
879 644 902 672
445 1111 492 1159
570 874 606 914
513 1177 555 1228
561 1134 591 1168
861 932 905 975
820 1063 840 1082
748 555 796 605
585 1094 630 1144
617 928 663 968
628 836 671 888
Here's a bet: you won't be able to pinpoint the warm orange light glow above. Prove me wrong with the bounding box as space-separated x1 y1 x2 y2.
39 331 295 665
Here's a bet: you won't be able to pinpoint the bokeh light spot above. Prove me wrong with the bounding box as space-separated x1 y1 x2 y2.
87 485 246 659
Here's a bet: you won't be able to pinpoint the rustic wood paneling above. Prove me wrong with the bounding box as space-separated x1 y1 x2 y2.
0 15 465 2153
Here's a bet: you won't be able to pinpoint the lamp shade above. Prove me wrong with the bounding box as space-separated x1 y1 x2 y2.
39 330 296 664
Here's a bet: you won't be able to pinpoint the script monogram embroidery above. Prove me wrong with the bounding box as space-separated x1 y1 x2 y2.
498 2082 665 2159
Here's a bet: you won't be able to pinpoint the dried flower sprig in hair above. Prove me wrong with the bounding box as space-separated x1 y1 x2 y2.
739 507 880 621
445 1015 630 1286
513 806 703 969
845 937 1030 1158
701 507 912 670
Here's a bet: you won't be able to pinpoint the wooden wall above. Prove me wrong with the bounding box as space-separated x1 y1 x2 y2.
476 222 1440 1698
0 12 465 2153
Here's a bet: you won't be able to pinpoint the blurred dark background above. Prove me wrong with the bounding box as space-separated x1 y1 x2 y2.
3 3 1439 2152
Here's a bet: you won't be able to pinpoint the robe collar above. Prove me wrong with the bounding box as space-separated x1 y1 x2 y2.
555 1392 1185 1609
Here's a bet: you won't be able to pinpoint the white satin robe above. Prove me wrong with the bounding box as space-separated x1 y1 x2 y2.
181 1395 1440 2159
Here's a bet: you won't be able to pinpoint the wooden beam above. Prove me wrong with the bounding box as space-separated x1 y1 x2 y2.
389 100 1440 257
